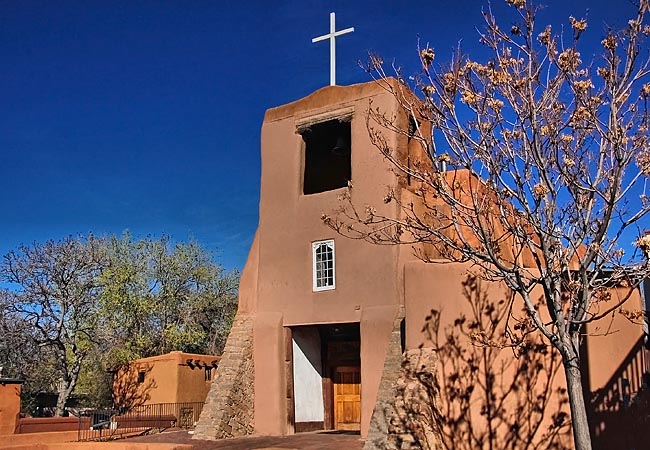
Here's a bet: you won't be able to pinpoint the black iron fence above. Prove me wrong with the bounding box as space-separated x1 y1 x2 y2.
77 402 204 441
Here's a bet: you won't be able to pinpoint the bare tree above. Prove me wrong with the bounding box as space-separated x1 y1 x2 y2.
0 236 106 416
0 299 59 415
324 1 650 448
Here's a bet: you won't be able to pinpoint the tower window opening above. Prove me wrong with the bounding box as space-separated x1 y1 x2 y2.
301 119 351 195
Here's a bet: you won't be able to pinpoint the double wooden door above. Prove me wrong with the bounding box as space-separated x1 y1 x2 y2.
333 366 361 431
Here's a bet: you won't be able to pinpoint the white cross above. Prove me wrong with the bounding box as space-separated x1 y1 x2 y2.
312 12 354 86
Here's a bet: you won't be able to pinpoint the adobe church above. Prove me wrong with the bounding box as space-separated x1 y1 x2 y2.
193 76 648 447
194 79 420 439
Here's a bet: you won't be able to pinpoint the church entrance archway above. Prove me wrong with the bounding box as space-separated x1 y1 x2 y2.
289 322 360 433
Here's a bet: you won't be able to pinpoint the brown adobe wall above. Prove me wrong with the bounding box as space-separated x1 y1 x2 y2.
583 285 645 392
584 285 646 449
256 83 403 326
16 417 90 434
172 353 219 404
402 260 650 449
404 261 555 448
113 358 175 407
399 171 538 268
192 313 255 440
0 381 21 435
113 351 219 408
0 431 79 445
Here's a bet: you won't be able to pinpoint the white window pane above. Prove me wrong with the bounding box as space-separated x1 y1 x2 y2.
313 240 335 291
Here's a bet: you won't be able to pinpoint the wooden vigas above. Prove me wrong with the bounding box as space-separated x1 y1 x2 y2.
334 366 361 431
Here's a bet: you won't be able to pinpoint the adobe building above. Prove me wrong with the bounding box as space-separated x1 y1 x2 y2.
0 377 22 435
194 80 649 447
113 351 220 408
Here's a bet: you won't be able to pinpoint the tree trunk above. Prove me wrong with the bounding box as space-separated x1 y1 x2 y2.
55 385 71 417
55 372 77 416
564 361 592 450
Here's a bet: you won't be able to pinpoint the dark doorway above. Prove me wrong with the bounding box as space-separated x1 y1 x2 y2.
289 322 361 434
319 322 361 432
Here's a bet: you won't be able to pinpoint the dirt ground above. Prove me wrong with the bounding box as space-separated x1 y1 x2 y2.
126 430 365 450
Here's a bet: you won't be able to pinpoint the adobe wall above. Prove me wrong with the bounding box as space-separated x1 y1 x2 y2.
142 358 178 404
256 82 404 325
113 357 177 406
583 284 646 448
404 261 504 350
173 353 219 404
405 260 574 447
359 305 400 437
16 417 89 434
583 286 646 393
253 312 285 435
113 351 219 407
0 380 21 435
403 260 649 448
0 431 79 445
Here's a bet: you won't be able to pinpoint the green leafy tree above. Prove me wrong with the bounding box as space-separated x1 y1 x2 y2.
99 234 239 366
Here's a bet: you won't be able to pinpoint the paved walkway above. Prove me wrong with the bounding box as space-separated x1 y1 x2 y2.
126 430 365 450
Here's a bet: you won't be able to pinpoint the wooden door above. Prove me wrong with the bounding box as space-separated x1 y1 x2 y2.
334 366 361 431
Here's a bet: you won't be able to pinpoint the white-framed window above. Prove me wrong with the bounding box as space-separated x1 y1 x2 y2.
312 240 335 291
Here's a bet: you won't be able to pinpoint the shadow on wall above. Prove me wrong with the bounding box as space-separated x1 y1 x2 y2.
112 363 156 410
590 333 650 449
390 274 572 450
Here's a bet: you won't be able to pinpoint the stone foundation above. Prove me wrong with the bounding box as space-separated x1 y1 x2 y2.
363 311 404 450
193 314 255 440
364 340 443 450
389 348 442 450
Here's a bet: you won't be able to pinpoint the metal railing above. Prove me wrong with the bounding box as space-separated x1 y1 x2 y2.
77 401 204 441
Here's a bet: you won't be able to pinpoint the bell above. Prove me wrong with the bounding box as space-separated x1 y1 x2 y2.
331 135 351 156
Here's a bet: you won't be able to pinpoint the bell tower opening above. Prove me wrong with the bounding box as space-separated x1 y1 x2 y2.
301 118 352 195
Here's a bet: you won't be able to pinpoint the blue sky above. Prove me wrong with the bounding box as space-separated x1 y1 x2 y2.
0 0 636 270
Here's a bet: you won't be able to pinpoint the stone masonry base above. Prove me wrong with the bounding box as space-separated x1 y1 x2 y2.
193 314 255 440
363 308 442 450
363 310 405 450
